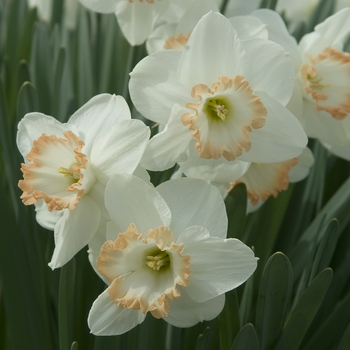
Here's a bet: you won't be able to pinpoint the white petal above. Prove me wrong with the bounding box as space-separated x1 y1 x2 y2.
79 0 118 13
146 22 177 54
157 178 227 240
289 147 314 183
105 174 171 236
141 105 191 171
88 218 112 286
228 15 268 41
252 9 300 67
238 92 308 163
299 8 350 56
17 113 70 158
240 38 295 106
35 200 63 230
90 119 150 184
302 100 350 147
132 165 151 184
179 139 251 184
178 12 246 88
49 196 101 269
68 94 130 154
165 289 225 327
178 226 257 302
88 289 146 335
129 50 187 124
115 0 169 46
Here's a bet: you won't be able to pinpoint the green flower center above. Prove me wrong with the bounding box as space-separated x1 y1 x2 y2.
146 249 170 271
203 95 231 121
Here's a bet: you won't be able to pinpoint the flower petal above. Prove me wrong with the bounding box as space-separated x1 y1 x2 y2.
17 113 70 158
90 119 150 184
35 200 63 230
177 226 257 302
301 99 350 147
178 12 246 88
88 289 146 335
299 8 350 56
68 94 130 154
129 50 187 124
238 92 308 163
252 9 300 67
157 178 227 240
178 139 251 184
115 0 169 46
289 147 314 183
165 289 225 327
105 174 171 236
49 196 101 269
239 37 295 106
141 105 191 171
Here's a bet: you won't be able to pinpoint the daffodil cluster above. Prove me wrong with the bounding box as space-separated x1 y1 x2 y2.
17 0 350 337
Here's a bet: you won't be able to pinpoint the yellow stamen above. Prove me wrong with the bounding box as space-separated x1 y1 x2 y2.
58 166 80 180
146 251 170 271
206 99 228 121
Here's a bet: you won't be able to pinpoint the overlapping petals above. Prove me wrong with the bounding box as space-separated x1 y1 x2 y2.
130 12 307 177
17 94 150 268
88 174 257 334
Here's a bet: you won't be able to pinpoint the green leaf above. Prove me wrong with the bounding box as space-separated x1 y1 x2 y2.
225 183 247 240
219 290 241 350
290 176 350 281
304 291 350 350
52 46 66 119
239 269 255 326
17 81 38 118
71 341 78 350
255 252 293 349
59 257 76 350
309 219 339 282
337 323 350 350
76 8 95 107
195 327 211 350
230 324 260 350
275 268 333 350
17 60 30 89
30 21 52 114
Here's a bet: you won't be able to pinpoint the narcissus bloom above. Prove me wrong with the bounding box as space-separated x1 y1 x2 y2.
88 174 257 335
147 0 268 53
229 147 314 212
130 12 307 174
253 9 350 154
17 94 150 269
79 0 169 45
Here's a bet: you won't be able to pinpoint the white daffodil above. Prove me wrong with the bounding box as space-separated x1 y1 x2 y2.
78 0 169 46
17 94 150 269
229 147 314 212
130 12 307 175
146 0 268 54
88 174 257 335
253 8 350 154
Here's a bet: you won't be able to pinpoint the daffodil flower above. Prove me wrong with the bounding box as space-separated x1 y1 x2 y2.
79 0 169 45
253 8 350 154
229 148 314 212
130 12 307 175
88 174 257 335
146 0 268 54
17 94 150 269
